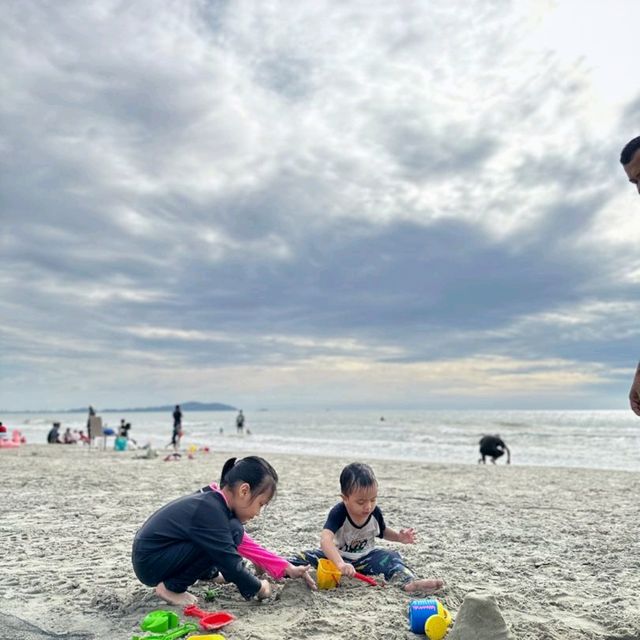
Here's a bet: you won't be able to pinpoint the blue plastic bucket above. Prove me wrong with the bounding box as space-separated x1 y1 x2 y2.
408 599 439 633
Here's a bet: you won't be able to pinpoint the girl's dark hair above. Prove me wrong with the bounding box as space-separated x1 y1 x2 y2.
220 456 278 500
340 462 377 496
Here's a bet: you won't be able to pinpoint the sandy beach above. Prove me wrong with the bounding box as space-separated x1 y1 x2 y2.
1 444 639 640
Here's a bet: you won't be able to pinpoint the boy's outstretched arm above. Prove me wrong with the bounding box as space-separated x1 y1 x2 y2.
320 529 355 576
383 527 417 544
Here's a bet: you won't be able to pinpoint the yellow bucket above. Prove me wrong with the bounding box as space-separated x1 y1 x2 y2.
316 558 342 590
425 607 452 640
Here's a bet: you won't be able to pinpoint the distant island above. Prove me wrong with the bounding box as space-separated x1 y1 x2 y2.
100 401 237 413
2 401 237 414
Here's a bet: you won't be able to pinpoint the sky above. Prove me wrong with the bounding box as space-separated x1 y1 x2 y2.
1 0 639 411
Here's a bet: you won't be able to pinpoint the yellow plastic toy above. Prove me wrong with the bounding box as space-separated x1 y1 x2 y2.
189 635 226 640
408 599 452 639
315 558 380 589
316 558 342 589
425 608 451 640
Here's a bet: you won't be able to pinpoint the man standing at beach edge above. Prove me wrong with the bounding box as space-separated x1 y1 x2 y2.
621 136 640 415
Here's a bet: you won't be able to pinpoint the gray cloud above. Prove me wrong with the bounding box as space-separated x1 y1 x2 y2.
0 0 636 409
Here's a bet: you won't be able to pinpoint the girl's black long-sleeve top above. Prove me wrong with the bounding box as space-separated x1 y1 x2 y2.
133 489 262 599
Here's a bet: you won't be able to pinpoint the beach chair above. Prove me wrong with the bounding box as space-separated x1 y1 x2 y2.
88 416 104 449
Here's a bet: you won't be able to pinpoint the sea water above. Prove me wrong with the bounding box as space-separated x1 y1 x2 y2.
6 409 640 472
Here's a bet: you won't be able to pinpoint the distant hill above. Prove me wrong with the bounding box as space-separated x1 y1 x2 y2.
102 401 237 413
3 401 237 413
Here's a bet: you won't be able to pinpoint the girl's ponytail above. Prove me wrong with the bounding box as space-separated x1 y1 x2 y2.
220 457 237 485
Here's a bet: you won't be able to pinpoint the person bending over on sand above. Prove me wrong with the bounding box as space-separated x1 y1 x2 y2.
290 462 444 594
132 455 315 606
620 137 640 415
478 434 511 464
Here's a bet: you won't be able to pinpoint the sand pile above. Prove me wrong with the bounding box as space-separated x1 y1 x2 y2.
448 592 513 640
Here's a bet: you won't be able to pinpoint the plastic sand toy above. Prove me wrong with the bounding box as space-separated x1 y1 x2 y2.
316 558 381 589
140 610 180 633
183 604 237 630
408 599 452 639
131 622 198 640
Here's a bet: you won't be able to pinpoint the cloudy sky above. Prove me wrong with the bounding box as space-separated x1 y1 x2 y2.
1 0 639 411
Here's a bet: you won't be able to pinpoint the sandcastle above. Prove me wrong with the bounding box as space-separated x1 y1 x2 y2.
448 592 514 640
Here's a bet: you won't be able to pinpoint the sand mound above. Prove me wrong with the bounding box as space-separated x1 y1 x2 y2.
448 592 514 640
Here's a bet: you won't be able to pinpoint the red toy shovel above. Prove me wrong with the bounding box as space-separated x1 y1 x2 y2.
353 572 379 587
183 604 236 630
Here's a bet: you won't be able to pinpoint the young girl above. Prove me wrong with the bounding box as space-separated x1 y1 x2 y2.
132 455 314 605
291 462 444 593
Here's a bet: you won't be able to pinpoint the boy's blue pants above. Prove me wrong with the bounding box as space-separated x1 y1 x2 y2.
290 547 415 586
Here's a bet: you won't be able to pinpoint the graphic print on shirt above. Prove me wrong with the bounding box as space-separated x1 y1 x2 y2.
323 502 386 561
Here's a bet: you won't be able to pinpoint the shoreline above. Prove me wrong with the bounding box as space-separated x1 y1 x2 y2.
2 444 639 639
6 407 640 473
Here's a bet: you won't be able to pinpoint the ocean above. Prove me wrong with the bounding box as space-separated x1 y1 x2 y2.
5 409 640 472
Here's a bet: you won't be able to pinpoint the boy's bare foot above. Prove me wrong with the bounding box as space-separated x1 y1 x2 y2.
404 578 445 594
155 582 197 605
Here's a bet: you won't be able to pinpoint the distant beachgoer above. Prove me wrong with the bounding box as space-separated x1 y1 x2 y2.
63 427 76 444
621 137 640 415
173 405 183 429
170 405 183 451
47 422 62 444
86 405 96 431
478 434 511 464
289 462 444 593
0 422 7 441
77 430 90 445
118 420 135 443
236 410 245 435
131 455 314 605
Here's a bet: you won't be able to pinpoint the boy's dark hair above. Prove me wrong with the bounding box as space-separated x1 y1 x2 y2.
220 455 278 500
340 462 377 496
620 136 640 165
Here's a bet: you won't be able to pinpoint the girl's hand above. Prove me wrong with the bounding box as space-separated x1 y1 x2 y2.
398 528 417 544
257 579 272 600
337 561 356 577
285 563 317 590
